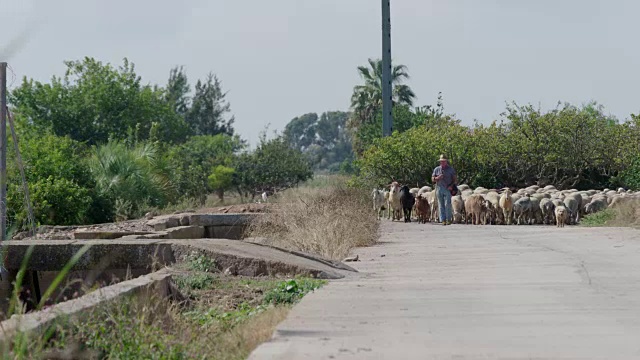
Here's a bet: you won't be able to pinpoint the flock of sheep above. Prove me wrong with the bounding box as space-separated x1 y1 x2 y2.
372 182 639 227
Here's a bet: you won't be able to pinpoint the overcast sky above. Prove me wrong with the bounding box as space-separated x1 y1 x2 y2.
2 0 639 145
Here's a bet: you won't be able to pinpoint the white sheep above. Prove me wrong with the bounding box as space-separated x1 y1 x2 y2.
372 189 386 219
388 182 403 221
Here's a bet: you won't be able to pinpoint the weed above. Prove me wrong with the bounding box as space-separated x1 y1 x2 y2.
175 273 216 291
582 209 616 227
263 278 326 305
185 251 217 273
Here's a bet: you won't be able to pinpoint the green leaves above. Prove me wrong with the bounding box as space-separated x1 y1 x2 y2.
262 278 325 305
356 101 640 190
11 57 190 145
166 134 244 203
283 111 353 172
233 136 313 197
88 140 172 220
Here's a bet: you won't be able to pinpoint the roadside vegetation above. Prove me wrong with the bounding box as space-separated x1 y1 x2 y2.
3 252 325 359
247 180 379 260
582 201 640 228
6 56 640 233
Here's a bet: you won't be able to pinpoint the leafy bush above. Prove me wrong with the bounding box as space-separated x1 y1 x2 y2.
6 132 101 227
233 135 313 198
618 157 640 190
166 134 243 204
88 140 172 220
356 102 640 190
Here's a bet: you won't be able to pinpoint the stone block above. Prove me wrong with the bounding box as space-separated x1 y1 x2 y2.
166 226 205 239
188 213 259 227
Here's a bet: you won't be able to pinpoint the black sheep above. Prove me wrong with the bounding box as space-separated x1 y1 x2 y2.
399 185 415 223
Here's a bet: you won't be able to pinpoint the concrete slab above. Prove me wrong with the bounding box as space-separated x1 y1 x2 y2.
73 230 153 239
0 239 352 279
2 240 174 271
0 269 176 339
188 213 259 226
166 226 205 239
249 223 640 360
170 239 352 279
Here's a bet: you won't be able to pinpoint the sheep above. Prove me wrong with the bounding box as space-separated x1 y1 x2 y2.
585 198 607 214
465 194 487 225
451 195 465 224
513 194 533 225
427 191 439 222
529 196 542 224
555 205 568 228
539 198 556 225
458 184 470 192
511 193 522 204
563 194 582 224
372 189 386 219
415 194 430 224
483 198 497 225
499 189 514 225
484 191 501 224
399 185 415 223
388 182 403 221
418 186 432 195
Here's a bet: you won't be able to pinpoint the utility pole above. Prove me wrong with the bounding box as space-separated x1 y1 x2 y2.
381 0 393 137
0 63 7 240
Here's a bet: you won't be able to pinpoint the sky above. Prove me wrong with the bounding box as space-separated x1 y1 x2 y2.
1 0 639 145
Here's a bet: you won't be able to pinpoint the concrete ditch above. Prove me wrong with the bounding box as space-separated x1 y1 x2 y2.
0 269 178 340
0 237 357 316
0 211 358 337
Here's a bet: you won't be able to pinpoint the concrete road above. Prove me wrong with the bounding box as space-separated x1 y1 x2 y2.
249 222 640 360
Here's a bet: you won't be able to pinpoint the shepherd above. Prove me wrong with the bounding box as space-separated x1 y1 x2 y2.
431 154 458 226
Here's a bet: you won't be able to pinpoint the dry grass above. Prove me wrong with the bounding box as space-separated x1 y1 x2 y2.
247 184 379 260
582 198 640 227
212 306 289 360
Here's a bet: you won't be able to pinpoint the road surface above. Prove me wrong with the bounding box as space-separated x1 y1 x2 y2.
249 222 640 360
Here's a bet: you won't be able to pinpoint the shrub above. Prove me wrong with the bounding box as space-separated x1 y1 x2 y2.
166 134 243 204
355 102 640 190
6 132 100 227
88 140 172 220
233 135 313 198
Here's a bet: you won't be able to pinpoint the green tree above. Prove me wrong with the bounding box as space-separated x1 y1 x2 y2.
284 113 318 151
166 65 191 117
234 135 313 198
284 111 353 172
186 73 235 136
355 101 640 191
349 58 416 128
166 134 244 204
208 165 235 202
10 57 190 145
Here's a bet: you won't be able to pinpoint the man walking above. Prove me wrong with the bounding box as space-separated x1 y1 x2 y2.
431 154 457 225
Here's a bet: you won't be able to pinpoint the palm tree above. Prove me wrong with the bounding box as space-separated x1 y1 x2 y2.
349 58 416 127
